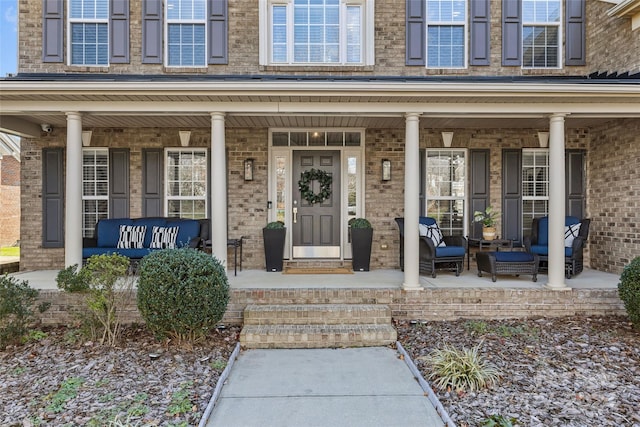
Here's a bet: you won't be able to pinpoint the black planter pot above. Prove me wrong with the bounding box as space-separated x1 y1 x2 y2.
351 228 373 271
263 228 286 272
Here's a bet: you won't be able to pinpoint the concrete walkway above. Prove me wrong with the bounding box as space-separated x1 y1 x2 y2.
205 347 445 427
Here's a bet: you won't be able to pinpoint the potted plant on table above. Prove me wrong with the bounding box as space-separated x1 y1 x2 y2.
349 218 373 272
263 221 286 272
473 206 500 241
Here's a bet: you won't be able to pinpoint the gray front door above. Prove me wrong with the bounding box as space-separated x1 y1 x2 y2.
292 150 341 258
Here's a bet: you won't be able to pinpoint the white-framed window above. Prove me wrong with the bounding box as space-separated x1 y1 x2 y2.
262 0 373 66
82 148 109 237
165 149 208 218
426 0 467 68
522 0 561 68
69 0 109 66
165 0 207 67
522 149 549 236
425 149 466 236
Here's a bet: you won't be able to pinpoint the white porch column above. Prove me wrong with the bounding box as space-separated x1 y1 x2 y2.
210 112 228 268
65 112 83 268
546 113 568 290
403 113 422 290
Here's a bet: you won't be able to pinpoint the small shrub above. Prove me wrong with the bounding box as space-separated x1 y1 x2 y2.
481 414 518 427
265 221 285 229
619 256 640 328
426 341 500 392
0 275 49 348
349 217 372 228
137 248 229 345
56 264 91 292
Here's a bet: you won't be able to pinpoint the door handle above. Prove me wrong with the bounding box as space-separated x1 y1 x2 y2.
293 207 298 223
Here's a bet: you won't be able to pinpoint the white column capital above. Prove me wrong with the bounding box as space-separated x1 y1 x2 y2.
405 112 421 120
65 111 82 120
210 112 226 119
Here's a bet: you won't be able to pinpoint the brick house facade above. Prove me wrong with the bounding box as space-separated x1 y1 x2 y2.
0 135 20 247
1 0 639 289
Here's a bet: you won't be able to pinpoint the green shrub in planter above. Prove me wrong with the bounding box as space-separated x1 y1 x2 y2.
0 275 49 348
137 248 229 345
619 256 640 328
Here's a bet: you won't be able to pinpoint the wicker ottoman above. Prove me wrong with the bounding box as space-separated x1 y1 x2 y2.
476 251 539 282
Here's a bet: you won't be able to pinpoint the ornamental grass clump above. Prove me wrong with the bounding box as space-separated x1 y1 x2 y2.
426 341 500 392
618 256 640 328
137 248 229 346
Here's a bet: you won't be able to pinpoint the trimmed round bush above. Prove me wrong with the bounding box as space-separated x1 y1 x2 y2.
137 248 230 344
619 256 640 328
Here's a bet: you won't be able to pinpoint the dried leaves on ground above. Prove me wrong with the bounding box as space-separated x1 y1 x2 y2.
397 316 640 427
0 325 239 426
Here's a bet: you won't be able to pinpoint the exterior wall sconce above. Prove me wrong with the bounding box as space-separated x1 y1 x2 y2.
179 130 191 147
381 159 391 181
82 130 92 147
244 158 254 181
537 131 549 148
441 131 454 148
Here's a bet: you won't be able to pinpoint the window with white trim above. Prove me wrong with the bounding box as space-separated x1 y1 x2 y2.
425 149 466 236
69 0 109 66
522 0 561 68
522 149 549 236
166 0 207 66
82 149 109 237
165 149 208 218
265 0 372 65
426 0 467 68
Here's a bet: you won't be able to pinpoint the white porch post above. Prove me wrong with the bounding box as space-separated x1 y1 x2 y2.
403 113 422 290
546 113 568 290
210 112 228 268
65 112 83 268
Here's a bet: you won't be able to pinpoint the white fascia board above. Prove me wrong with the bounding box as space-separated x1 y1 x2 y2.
607 0 640 19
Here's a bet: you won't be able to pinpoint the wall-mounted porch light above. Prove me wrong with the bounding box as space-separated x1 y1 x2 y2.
537 131 549 148
441 131 454 148
244 159 254 181
179 130 191 147
381 159 391 181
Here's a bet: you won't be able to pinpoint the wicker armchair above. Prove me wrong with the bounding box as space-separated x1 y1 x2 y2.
394 217 467 278
523 216 590 279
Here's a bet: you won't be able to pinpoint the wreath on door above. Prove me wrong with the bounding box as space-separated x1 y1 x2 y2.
298 168 332 205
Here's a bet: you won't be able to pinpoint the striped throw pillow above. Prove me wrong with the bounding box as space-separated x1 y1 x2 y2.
116 225 147 249
150 226 180 249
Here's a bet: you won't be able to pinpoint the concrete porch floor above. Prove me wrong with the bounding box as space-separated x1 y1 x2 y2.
10 267 620 291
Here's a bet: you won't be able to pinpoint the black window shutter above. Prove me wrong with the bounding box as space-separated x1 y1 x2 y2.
42 148 64 247
142 149 164 217
470 149 490 239
406 0 426 66
566 150 586 218
502 0 521 66
43 0 64 63
109 149 130 218
470 0 490 66
110 0 130 63
142 0 162 64
208 0 228 64
565 0 586 66
502 149 523 243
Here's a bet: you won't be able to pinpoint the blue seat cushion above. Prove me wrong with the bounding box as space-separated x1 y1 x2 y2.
83 247 154 259
435 246 465 257
494 251 535 262
530 245 573 257
97 218 134 248
536 216 580 246
167 219 201 248
419 216 437 226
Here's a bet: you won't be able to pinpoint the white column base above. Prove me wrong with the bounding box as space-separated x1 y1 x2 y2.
544 282 571 291
402 282 423 291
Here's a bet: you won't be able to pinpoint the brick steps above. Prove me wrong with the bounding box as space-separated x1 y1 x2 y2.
240 304 397 349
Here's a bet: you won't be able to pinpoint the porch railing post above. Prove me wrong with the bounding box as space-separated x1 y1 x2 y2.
403 113 422 290
65 112 83 268
210 112 228 268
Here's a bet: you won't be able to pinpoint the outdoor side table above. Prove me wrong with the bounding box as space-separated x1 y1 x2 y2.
466 237 513 270
227 237 243 276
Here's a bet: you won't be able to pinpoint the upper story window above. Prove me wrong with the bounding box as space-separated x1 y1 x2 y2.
522 0 561 68
426 0 467 68
262 0 374 66
166 0 207 67
69 0 109 66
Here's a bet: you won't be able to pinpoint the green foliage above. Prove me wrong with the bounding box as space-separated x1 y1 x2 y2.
473 206 500 227
46 377 85 413
349 218 372 229
481 414 518 427
426 341 500 392
137 248 230 345
464 320 489 336
56 254 134 346
619 256 640 328
210 359 227 370
0 274 49 348
298 168 333 204
167 381 194 416
265 221 285 229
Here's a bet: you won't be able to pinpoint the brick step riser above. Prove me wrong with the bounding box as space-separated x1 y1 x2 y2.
240 325 397 349
243 304 391 326
283 260 350 269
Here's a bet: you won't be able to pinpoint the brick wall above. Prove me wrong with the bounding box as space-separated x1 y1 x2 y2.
18 0 637 76
0 156 20 247
588 118 640 274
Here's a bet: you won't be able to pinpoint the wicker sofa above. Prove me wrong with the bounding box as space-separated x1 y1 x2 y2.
82 217 209 260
